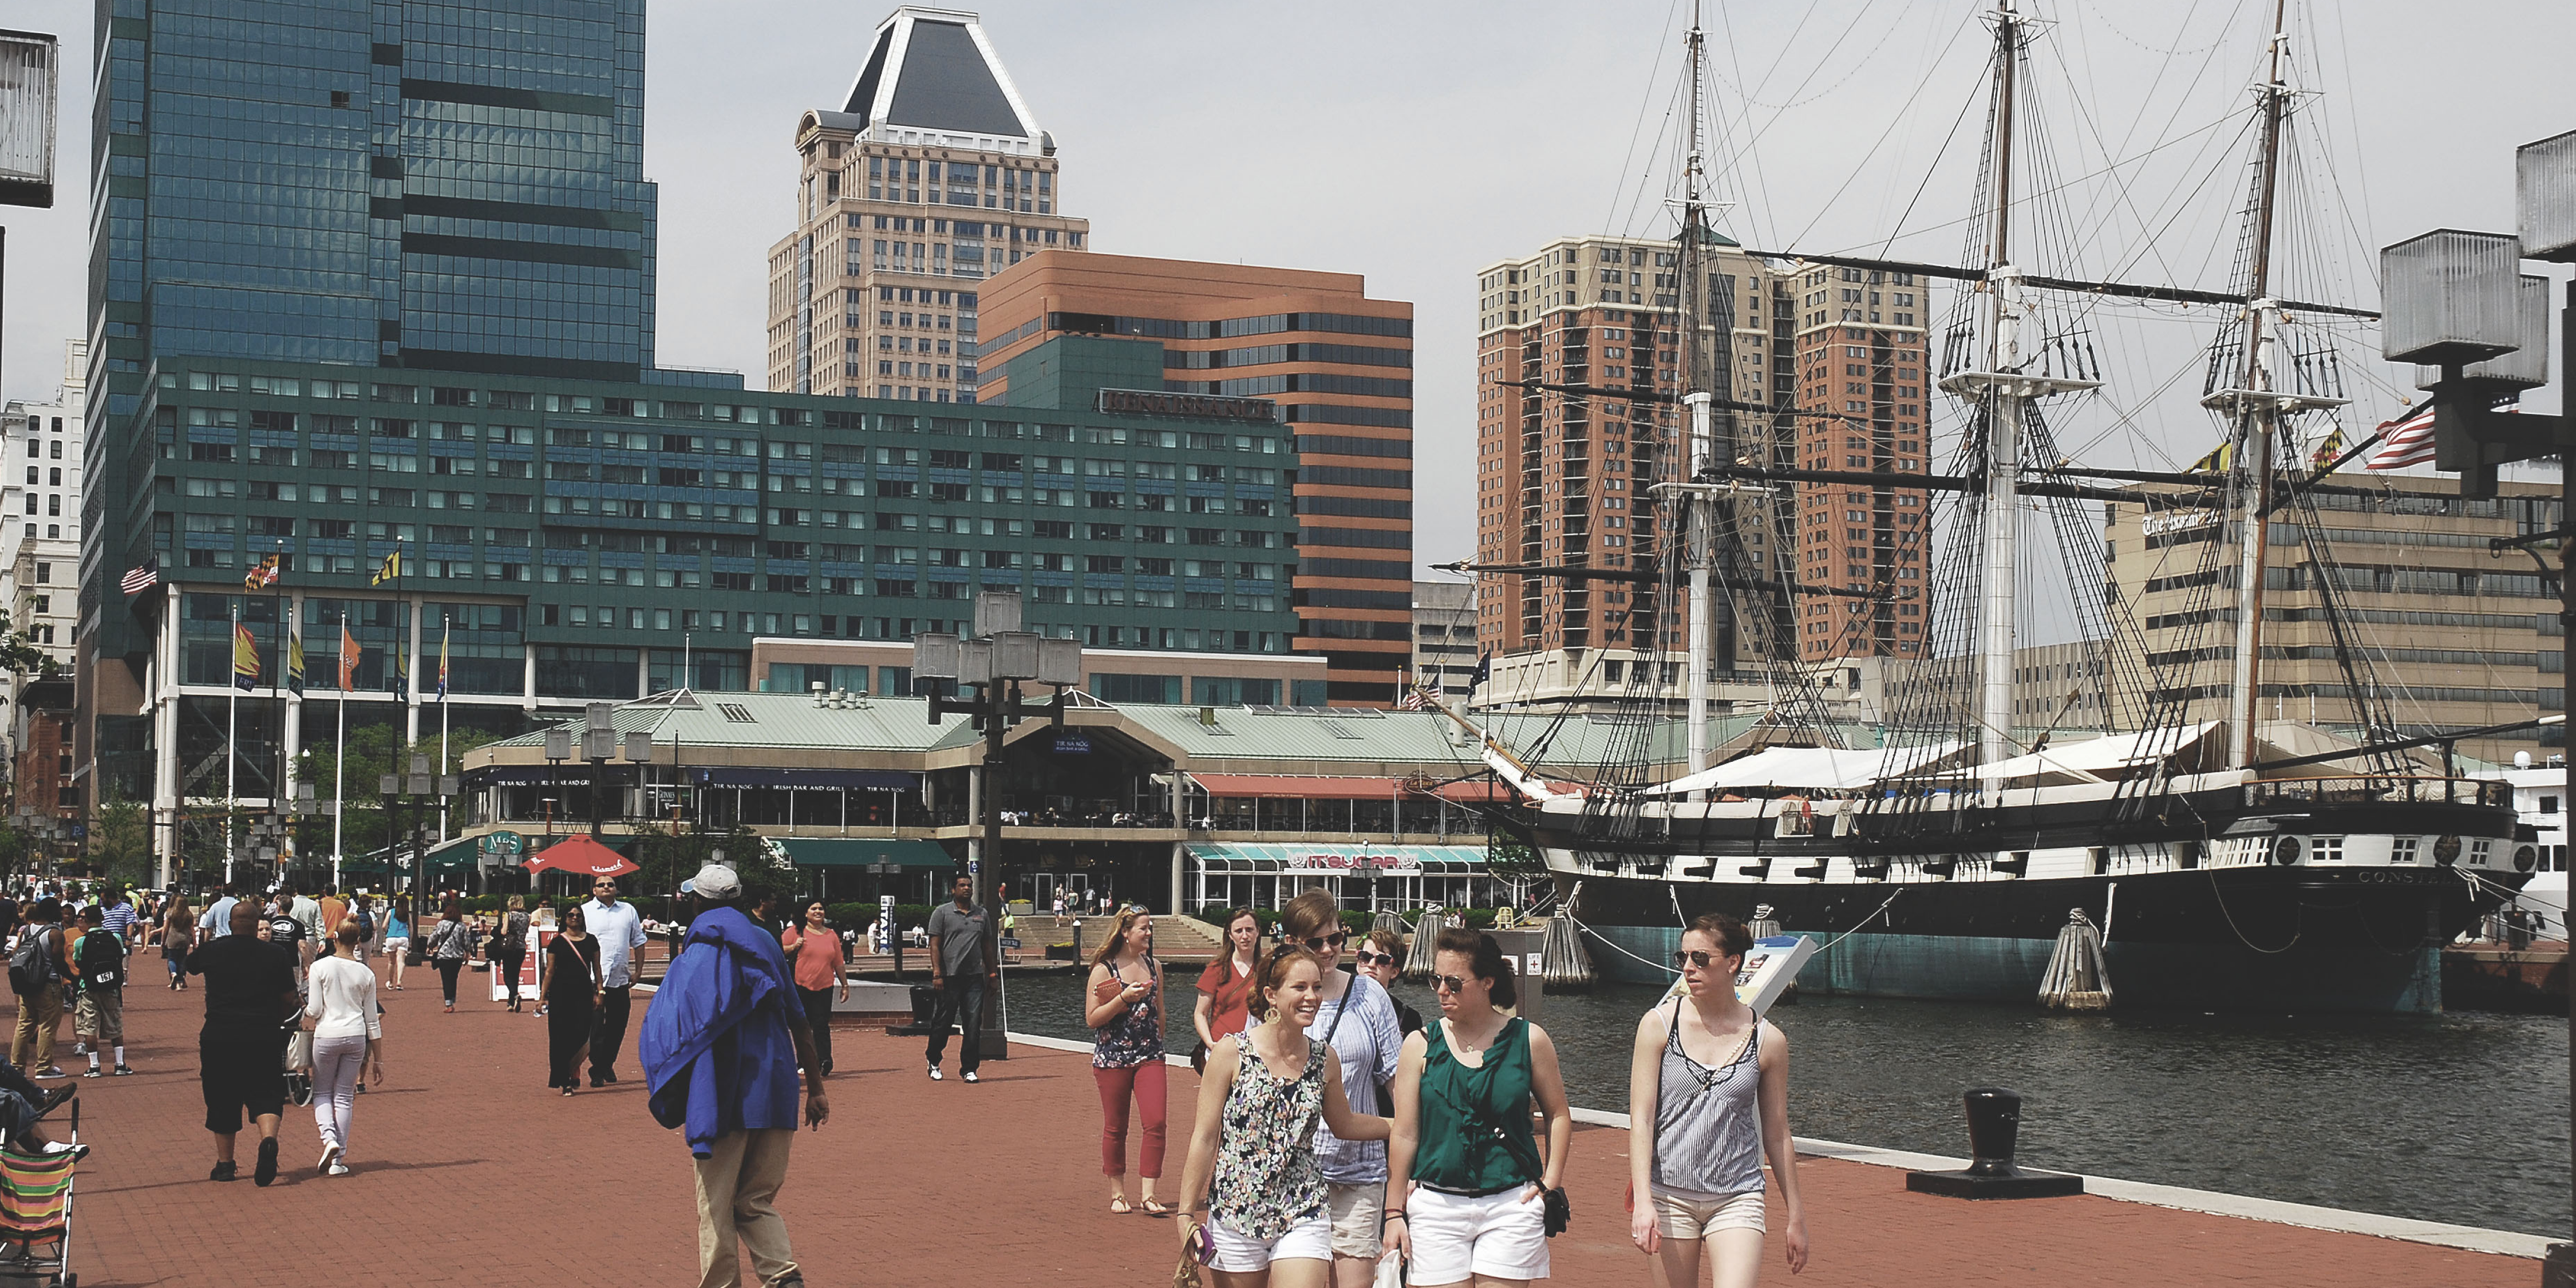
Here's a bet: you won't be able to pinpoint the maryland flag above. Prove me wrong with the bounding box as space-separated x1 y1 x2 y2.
337 619 361 692
437 622 450 698
243 552 281 591
231 623 260 692
2186 441 2233 475
2308 425 2346 471
287 629 306 695
370 548 402 586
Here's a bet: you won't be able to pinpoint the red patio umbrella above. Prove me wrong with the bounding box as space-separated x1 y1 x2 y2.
521 833 639 878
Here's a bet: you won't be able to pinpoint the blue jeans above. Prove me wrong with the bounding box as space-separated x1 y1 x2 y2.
926 975 986 1074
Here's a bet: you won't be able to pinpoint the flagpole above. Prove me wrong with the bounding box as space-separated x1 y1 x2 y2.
437 613 449 844
270 544 285 877
333 611 346 895
226 599 239 885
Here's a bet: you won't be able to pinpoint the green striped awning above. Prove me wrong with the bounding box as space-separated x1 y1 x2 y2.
772 837 954 870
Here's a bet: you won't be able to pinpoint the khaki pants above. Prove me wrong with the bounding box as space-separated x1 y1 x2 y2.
693 1128 799 1288
10 985 59 1069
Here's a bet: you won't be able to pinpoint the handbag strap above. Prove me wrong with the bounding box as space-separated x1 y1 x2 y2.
1449 1020 1546 1188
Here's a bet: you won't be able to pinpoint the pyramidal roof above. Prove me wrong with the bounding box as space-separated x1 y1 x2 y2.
841 7 1042 144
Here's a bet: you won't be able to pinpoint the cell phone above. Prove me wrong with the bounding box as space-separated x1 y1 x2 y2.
1188 1221 1218 1266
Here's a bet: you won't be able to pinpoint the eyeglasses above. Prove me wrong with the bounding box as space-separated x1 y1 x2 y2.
1672 950 1728 969
1431 974 1473 994
1353 950 1397 966
1299 931 1349 952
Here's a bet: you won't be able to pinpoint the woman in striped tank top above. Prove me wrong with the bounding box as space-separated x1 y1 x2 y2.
1626 912 1809 1284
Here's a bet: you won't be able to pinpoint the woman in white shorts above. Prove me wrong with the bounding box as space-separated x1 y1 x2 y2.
1383 928 1574 1288
1278 891 1405 1287
1175 945 1391 1287
1626 912 1808 1285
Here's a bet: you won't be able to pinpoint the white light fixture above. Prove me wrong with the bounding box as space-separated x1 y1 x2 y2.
0 30 57 209
2381 230 2525 366
2418 274 2552 391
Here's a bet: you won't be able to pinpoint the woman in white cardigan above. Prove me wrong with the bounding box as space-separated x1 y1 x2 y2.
304 919 384 1178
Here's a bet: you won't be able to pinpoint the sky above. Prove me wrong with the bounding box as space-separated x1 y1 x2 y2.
2 0 2567 582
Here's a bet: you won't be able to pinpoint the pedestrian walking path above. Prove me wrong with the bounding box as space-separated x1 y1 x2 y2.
56 975 2537 1286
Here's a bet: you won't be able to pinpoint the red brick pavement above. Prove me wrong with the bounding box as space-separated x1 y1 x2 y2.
53 974 2532 1287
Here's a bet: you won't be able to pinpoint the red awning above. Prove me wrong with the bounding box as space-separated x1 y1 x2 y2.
1433 779 1518 804
1188 775 1409 800
523 833 641 878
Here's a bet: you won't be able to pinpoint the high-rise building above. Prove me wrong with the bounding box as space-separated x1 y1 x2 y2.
2109 475 2561 764
3 339 84 673
977 252 1415 704
80 2 1307 882
1783 266 1933 662
1471 232 1788 688
1411 582 1478 701
765 6 1090 401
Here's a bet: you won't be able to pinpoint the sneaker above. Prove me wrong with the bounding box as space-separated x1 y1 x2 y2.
254 1137 279 1187
32 1067 64 1080
927 1064 943 1081
325 1161 350 1177
318 1141 342 1174
210 1160 237 1183
962 1070 979 1083
40 1141 86 1162
80 1067 98 1080
110 1065 132 1077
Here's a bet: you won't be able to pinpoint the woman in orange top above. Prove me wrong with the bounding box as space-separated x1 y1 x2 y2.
1191 908 1261 1073
781 900 850 1076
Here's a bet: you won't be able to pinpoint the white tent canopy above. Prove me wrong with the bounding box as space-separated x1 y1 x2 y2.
1648 742 1965 796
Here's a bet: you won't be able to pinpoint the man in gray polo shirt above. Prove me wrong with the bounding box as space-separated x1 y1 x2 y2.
922 875 991 1084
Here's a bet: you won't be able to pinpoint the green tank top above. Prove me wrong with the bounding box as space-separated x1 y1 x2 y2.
1412 1016 1537 1195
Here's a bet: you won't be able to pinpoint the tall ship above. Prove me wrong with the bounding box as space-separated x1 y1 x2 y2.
1464 1 2531 1013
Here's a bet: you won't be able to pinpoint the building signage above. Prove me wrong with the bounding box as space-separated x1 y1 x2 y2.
2141 508 2218 538
1053 734 1092 754
1291 851 1420 874
1096 388 1279 423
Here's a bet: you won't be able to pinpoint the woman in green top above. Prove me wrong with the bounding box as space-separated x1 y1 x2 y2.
1382 927 1573 1287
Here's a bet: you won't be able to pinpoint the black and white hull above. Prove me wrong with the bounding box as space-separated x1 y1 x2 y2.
1534 772 2530 1013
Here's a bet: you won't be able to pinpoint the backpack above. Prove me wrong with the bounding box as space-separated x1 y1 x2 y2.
8 926 57 994
353 909 374 941
74 929 123 991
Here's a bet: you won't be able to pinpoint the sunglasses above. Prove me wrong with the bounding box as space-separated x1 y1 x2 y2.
1431 974 1475 994
1353 950 1397 966
1299 931 1349 952
1672 950 1732 969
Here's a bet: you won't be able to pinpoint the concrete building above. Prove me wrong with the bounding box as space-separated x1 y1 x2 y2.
976 252 1415 704
2108 476 2562 764
1411 581 1479 701
3 339 84 675
765 6 1090 401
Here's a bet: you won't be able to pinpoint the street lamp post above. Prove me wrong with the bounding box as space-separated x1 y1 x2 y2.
2382 128 2576 1288
912 590 1082 1062
378 753 458 910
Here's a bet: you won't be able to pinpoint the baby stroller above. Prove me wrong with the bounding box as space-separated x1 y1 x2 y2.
0 1098 81 1287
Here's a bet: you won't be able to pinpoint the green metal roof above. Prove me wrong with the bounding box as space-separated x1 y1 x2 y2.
771 837 953 870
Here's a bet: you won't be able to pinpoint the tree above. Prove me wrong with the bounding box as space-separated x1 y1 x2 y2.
631 820 799 914
88 797 150 890
287 726 499 876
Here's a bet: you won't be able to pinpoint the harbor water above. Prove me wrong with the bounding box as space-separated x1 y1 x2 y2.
995 970 2571 1238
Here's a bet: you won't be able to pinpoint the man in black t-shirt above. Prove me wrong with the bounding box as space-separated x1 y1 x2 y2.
187 902 298 1186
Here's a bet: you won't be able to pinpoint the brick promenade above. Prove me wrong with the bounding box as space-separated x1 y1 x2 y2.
53 973 2532 1286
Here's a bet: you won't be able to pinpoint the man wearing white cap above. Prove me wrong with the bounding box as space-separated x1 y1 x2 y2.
640 864 828 1288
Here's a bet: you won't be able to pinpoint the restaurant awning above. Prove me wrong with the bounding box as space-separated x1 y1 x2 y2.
1186 775 1409 799
772 837 954 870
1185 842 1495 875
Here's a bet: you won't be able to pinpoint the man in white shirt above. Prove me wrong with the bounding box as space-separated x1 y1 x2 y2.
582 875 649 1088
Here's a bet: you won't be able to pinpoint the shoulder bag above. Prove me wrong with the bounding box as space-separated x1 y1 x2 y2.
1455 1025 1570 1238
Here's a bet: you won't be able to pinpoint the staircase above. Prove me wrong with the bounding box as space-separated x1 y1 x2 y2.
1010 910 1223 965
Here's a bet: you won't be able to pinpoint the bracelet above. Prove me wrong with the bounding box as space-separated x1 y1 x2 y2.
1384 1212 1407 1222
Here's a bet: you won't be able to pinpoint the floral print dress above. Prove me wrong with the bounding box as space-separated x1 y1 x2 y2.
1091 957 1164 1069
1206 1034 1328 1239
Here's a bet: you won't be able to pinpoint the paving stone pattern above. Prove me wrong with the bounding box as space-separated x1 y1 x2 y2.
56 977 2528 1286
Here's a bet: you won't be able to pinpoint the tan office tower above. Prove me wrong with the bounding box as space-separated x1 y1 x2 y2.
977 252 1416 705
2109 475 2560 765
1786 267 1932 662
766 6 1091 401
1472 232 1787 690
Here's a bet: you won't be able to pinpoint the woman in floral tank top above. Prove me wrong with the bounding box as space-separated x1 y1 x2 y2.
1085 908 1169 1215
1175 944 1392 1283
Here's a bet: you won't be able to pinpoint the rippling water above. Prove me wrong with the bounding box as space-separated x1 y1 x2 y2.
994 970 2570 1236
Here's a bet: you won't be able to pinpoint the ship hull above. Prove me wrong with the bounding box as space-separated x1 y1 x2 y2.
1536 777 2530 1013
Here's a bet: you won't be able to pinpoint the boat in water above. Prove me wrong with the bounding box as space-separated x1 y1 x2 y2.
1461 1 2530 1013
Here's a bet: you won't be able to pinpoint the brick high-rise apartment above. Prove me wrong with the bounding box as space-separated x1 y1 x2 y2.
1471 232 1788 684
1784 266 1932 661
766 6 1091 402
977 252 1416 705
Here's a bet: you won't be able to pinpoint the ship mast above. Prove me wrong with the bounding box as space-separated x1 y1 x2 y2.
2220 0 2293 769
1943 0 2095 797
1682 1 1716 782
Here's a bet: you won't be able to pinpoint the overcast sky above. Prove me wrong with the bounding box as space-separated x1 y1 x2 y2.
3 0 2567 579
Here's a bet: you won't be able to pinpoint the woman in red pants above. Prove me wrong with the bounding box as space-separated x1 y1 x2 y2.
1084 907 1167 1216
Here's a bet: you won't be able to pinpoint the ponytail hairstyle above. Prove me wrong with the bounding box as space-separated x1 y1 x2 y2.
1684 911 1753 963
1255 943 1324 1024
1432 926 1517 1010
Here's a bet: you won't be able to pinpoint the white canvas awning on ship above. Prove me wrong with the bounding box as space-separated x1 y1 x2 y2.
1958 721 2221 785
1646 742 1965 796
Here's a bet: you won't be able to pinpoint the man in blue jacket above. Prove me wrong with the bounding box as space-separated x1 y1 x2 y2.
641 864 829 1288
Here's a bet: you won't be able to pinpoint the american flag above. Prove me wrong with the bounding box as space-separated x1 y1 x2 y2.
118 558 159 596
1400 674 1440 711
2366 405 2437 470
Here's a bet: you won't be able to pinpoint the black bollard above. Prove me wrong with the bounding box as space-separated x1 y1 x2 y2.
1905 1085 2084 1199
